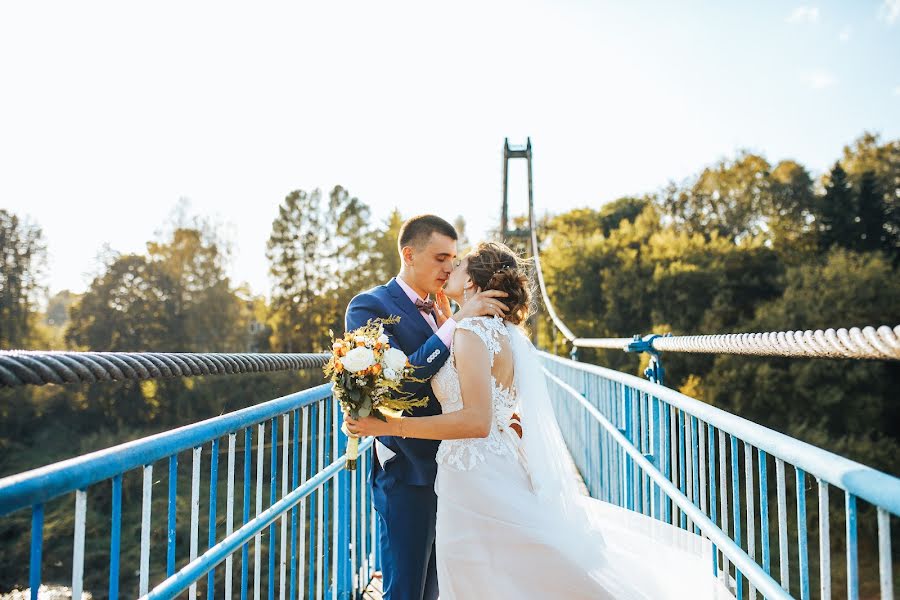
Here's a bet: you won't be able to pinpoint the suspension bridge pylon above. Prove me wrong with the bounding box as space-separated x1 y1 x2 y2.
500 137 534 243
501 137 541 342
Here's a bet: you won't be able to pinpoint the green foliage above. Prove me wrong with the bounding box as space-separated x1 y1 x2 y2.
538 137 899 481
371 209 405 281
834 132 900 263
0 210 47 348
703 249 900 468
266 186 395 354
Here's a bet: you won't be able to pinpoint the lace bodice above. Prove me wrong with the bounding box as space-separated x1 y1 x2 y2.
432 316 520 471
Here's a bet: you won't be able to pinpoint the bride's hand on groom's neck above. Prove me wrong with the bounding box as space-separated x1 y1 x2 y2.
455 289 510 321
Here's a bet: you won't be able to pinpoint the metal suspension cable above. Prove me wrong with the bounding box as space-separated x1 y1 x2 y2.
528 216 577 343
0 350 330 388
524 173 900 361
649 326 900 359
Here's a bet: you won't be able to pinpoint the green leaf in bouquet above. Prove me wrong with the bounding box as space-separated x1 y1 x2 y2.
358 405 371 418
378 395 430 414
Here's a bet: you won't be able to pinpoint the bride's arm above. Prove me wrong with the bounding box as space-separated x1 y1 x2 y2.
345 329 493 440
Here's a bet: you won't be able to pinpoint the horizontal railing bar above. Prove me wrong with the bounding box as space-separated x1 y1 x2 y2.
545 370 791 600
0 351 330 388
0 384 333 516
144 438 374 600
541 352 900 516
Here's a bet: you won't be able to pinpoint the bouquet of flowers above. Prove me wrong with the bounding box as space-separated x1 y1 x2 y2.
324 317 428 469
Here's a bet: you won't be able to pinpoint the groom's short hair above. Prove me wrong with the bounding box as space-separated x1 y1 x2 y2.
398 215 457 252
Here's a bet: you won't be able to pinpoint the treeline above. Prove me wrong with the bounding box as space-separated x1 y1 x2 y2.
537 132 899 478
0 190 417 468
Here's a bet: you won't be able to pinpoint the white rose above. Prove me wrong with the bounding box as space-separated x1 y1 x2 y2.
383 367 400 381
382 347 408 372
378 334 389 345
343 347 375 373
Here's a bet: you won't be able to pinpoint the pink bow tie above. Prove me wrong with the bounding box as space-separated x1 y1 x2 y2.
414 297 435 312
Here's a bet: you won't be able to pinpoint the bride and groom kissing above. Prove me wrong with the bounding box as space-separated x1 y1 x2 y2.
343 215 728 600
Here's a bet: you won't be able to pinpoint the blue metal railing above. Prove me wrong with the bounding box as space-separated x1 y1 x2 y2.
3 351 898 599
541 351 899 600
0 384 379 600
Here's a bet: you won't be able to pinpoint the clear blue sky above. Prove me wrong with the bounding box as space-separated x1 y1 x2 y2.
1 1 898 298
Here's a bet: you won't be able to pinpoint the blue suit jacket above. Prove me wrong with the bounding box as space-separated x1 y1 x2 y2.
345 278 449 487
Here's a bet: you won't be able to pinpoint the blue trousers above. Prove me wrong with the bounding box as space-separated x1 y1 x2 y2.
373 481 439 600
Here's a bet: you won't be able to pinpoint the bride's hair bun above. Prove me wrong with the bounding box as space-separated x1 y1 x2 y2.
465 241 533 325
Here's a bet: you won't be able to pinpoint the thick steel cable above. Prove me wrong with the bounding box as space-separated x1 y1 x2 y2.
524 188 899 361
0 351 330 388
649 325 900 360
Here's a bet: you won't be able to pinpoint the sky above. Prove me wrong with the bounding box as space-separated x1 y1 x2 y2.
1 0 899 299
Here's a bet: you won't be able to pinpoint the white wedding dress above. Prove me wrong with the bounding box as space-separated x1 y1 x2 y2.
431 316 732 599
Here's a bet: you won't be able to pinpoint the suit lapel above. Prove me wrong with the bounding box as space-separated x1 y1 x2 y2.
386 278 434 340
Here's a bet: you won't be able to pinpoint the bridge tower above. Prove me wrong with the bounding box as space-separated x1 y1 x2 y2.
500 137 534 243
500 137 540 342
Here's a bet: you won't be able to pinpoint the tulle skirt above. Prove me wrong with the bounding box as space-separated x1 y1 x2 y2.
435 447 733 600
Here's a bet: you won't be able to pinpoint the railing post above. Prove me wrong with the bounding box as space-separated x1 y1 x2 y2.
622 386 634 511
337 412 353 599
651 395 662 519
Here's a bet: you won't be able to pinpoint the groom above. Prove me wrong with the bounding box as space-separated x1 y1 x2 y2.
345 215 508 600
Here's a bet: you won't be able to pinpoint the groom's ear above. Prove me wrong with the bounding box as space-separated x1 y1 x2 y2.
401 245 414 266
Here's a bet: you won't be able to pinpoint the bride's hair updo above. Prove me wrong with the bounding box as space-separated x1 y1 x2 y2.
465 241 533 325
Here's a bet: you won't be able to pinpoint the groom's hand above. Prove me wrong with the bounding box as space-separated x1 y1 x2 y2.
454 289 509 321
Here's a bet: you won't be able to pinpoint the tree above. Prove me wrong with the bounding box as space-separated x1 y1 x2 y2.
856 171 889 254
767 160 816 254
66 255 177 351
321 185 379 340
840 132 900 262
598 197 651 236
147 226 243 351
266 186 382 352
267 189 328 353
815 163 856 252
371 209 404 283
0 210 47 348
662 152 774 242
32 290 80 350
45 290 79 329
67 219 245 353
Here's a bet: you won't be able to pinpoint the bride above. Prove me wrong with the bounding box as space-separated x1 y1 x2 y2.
345 241 730 599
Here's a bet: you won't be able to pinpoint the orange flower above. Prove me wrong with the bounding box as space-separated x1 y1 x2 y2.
371 363 382 375
356 340 366 347
335 360 344 372
337 346 348 357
